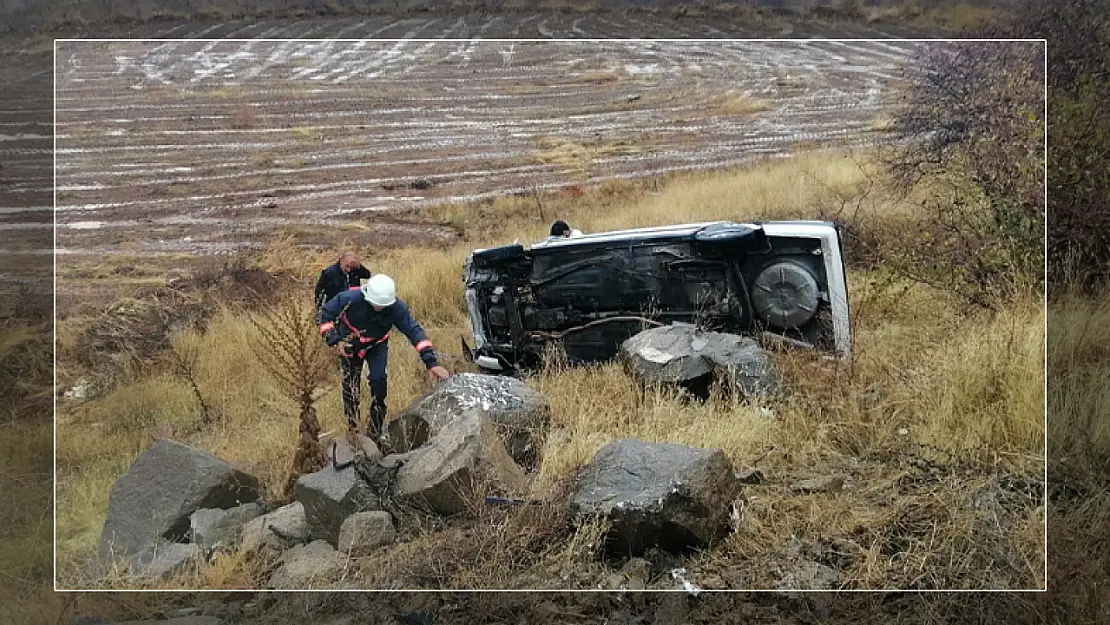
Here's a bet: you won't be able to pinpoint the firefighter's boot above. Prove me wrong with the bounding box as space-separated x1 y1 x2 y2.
368 400 387 444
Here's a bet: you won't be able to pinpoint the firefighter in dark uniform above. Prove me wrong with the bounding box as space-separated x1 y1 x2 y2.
314 251 371 313
318 273 450 440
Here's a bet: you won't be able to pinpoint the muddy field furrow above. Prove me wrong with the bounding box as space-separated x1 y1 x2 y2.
0 12 935 304
52 129 886 214
45 37 917 260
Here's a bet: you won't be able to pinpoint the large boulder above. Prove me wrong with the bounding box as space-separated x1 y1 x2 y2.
393 409 529 516
240 502 309 555
620 325 782 401
570 439 742 555
295 465 381 547
385 373 551 469
98 440 261 566
266 540 346 590
189 503 264 553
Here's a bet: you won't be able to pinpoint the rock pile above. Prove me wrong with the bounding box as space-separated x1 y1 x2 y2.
94 368 755 588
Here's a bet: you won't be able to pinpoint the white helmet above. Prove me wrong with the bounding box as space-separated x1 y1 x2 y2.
362 274 396 307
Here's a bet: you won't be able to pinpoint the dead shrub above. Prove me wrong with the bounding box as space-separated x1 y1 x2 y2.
882 41 1045 309
246 288 335 498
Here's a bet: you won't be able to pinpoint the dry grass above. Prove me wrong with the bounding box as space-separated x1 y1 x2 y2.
712 93 773 117
578 69 622 84
868 114 895 132
0 314 67 624
529 135 648 176
50 151 1046 591
1048 292 1110 476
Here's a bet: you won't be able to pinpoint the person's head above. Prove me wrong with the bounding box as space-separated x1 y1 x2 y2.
339 251 361 272
550 220 571 237
361 274 396 311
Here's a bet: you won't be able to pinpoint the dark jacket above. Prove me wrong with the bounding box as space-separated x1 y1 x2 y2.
318 289 439 367
314 262 371 309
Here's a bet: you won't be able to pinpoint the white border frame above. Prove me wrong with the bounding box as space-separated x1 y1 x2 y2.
51 35 1049 595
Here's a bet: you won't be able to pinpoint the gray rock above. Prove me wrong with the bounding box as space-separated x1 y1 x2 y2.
98 440 260 566
189 503 264 552
394 409 529 516
620 325 782 401
240 502 308 554
295 465 381 547
337 511 397 556
570 439 742 555
122 540 201 582
386 372 551 469
267 540 346 590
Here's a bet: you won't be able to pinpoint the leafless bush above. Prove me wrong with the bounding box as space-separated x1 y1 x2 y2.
987 0 1110 291
189 253 282 307
881 40 1045 309
166 331 216 429
247 289 334 498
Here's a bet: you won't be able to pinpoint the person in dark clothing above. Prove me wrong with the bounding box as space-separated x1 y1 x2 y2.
549 220 583 238
550 220 570 237
314 251 371 312
318 273 450 440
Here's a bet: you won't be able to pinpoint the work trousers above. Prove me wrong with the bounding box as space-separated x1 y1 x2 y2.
339 341 389 438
